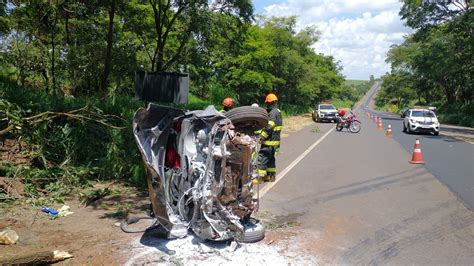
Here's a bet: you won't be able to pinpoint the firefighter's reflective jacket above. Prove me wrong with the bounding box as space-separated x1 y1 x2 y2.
260 106 282 147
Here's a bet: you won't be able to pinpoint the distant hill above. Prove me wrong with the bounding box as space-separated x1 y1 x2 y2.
344 80 368 86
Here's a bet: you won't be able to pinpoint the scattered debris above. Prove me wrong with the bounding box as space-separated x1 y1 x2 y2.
58 205 73 217
41 207 59 217
0 250 73 264
227 241 239 252
124 234 318 265
40 205 73 218
0 229 19 245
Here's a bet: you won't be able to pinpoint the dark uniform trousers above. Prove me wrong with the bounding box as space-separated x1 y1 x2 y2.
257 106 282 182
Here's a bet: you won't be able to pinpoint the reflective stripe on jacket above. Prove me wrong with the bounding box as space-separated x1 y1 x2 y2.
260 106 282 148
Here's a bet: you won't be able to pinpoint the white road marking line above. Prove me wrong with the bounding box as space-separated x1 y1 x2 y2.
260 127 335 197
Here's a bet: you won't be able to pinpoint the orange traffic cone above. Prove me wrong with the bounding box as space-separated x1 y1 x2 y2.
409 138 425 164
386 124 393 137
377 117 383 130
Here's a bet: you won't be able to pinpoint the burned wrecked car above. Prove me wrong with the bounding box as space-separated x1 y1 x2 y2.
133 104 269 242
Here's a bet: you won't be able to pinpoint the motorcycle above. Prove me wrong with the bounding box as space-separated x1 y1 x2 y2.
336 111 361 133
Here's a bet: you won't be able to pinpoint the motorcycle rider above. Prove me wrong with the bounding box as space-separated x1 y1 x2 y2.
256 93 282 183
220 97 234 112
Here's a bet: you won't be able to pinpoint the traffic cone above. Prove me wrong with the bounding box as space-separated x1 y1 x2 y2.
386 124 393 137
377 117 383 130
409 138 425 164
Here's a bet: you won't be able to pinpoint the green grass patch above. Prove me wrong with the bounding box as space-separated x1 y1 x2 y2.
344 80 368 87
330 98 355 109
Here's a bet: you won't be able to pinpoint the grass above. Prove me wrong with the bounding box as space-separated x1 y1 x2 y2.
281 114 314 136
331 98 355 109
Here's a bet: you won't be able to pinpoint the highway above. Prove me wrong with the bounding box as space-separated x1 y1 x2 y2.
363 82 474 210
260 82 474 264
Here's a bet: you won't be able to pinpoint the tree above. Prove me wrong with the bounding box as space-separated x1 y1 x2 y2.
145 0 253 72
400 0 470 29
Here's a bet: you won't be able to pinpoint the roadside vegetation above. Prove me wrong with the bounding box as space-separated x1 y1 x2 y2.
375 1 473 127
0 1 371 204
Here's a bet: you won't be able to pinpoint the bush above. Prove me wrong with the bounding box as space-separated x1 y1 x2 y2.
437 103 474 127
278 103 312 117
1 78 147 193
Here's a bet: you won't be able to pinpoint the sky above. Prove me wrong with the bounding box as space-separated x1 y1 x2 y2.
253 0 413 80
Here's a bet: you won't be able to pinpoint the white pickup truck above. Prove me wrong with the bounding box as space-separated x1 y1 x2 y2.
312 103 338 123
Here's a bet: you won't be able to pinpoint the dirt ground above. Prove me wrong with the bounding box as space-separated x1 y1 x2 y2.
0 185 150 264
0 190 316 265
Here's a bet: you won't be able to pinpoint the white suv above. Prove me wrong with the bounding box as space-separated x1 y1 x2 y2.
312 103 338 123
402 108 440 135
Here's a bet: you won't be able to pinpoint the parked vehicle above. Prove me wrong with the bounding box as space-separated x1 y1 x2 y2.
312 103 338 123
401 107 440 135
133 104 268 242
336 110 361 133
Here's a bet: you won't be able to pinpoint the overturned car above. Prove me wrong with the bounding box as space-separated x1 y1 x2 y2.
133 104 269 242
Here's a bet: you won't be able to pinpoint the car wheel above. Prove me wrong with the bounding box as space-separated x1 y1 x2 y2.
225 106 269 131
241 218 265 243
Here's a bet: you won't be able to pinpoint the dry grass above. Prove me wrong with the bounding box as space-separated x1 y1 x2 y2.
281 113 313 137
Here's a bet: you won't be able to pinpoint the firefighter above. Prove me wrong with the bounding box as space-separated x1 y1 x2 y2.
257 93 282 183
220 97 234 112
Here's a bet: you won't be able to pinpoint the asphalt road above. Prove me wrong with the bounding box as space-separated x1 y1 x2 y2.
362 82 474 210
261 82 474 264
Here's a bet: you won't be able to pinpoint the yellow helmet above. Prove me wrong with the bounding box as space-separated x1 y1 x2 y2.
265 93 278 103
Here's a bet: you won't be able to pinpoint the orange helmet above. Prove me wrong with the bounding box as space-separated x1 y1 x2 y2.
265 93 278 103
222 97 234 107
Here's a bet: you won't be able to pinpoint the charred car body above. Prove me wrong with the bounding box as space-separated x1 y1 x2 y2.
133 104 268 242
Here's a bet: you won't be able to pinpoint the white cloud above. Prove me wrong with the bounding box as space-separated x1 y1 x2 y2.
262 0 412 80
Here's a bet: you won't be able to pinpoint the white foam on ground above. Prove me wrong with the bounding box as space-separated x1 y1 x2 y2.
124 234 318 265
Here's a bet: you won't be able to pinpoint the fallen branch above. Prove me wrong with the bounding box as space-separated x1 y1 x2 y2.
0 124 14 137
0 250 73 264
28 111 127 129
23 106 87 121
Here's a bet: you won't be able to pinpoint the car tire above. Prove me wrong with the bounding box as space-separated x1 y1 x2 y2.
225 106 269 131
241 218 265 243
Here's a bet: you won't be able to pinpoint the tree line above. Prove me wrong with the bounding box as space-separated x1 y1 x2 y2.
0 0 349 107
1 1 372 200
375 0 473 125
